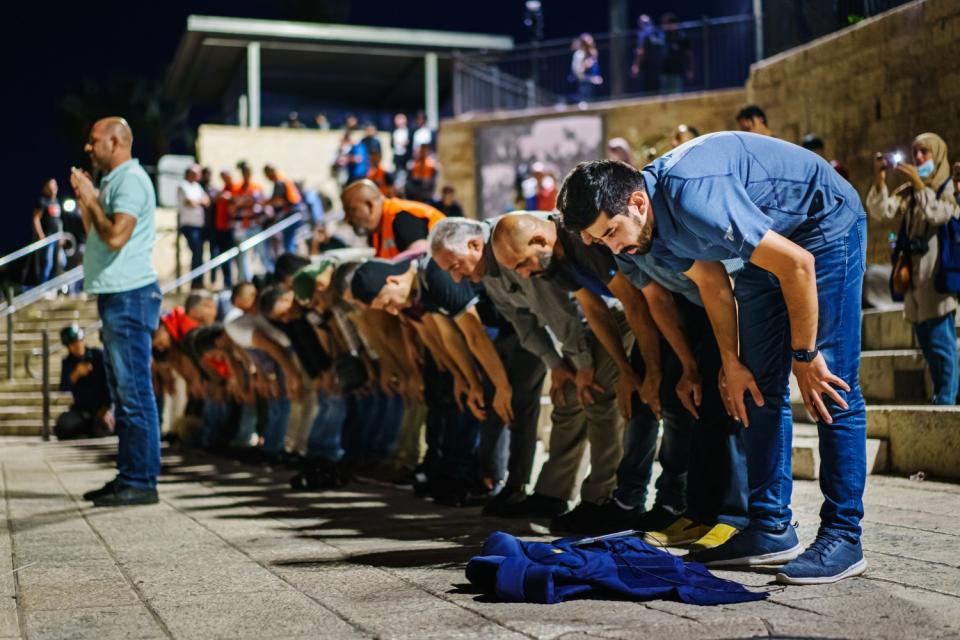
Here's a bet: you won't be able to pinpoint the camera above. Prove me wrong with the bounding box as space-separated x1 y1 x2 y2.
907 236 929 256
887 151 903 168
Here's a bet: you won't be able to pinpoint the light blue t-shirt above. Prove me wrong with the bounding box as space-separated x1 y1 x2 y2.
643 131 863 272
615 252 742 307
84 158 158 294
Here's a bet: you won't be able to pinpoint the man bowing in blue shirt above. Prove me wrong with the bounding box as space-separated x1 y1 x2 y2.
558 131 868 585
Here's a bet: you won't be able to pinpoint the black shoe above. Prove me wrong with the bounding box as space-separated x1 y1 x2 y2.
482 486 526 517
92 482 159 507
633 505 683 533
498 492 568 520
550 499 641 535
82 479 118 502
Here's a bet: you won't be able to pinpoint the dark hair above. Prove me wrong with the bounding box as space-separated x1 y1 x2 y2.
736 105 767 124
441 185 455 194
687 125 700 137
557 160 646 232
274 253 311 280
184 290 213 314
192 324 226 356
258 285 287 317
230 281 257 304
801 133 825 151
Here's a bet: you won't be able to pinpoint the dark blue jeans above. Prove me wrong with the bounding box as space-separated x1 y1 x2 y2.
37 242 61 284
673 297 748 530
735 214 867 538
306 393 347 461
98 282 162 490
180 226 205 288
914 311 959 405
212 230 235 288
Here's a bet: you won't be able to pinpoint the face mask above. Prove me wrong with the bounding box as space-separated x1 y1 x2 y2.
917 159 936 179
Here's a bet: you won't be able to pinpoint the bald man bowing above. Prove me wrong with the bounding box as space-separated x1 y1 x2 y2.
341 179 445 259
70 117 162 507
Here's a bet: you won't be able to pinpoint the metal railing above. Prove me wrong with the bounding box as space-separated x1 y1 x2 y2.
453 14 756 115
0 232 63 271
22 212 305 440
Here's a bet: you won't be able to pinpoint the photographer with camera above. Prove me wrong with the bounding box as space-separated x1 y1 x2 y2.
867 133 960 405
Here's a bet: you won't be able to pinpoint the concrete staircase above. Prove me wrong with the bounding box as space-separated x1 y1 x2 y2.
0 297 100 435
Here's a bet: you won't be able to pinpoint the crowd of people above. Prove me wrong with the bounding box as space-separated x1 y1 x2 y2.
58 102 960 594
570 13 695 102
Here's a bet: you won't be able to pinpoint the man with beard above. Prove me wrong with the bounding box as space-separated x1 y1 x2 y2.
429 217 623 522
558 131 867 586
69 117 162 507
495 212 750 549
340 179 444 258
491 212 672 535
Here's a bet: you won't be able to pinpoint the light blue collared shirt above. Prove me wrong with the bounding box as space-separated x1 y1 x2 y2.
643 131 863 272
84 158 158 294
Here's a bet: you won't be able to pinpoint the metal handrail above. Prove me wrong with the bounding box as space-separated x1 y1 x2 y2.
22 212 306 382
0 232 63 270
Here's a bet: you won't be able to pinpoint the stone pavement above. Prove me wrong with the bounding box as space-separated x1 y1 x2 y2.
0 438 957 640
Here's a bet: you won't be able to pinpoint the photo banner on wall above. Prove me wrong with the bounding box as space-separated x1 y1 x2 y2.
475 115 603 219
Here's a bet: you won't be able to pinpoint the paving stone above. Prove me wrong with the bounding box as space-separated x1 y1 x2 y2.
124 559 292 599
148 590 367 640
24 605 166 640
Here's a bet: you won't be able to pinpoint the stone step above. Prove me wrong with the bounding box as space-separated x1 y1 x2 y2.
0 392 71 406
861 306 959 350
0 420 47 436
860 349 930 403
867 405 960 481
791 422 889 480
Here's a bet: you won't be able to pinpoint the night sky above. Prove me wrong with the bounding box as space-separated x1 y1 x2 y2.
7 0 747 251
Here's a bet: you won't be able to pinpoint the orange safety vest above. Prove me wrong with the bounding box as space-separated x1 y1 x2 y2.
410 156 437 181
372 198 445 259
274 171 302 205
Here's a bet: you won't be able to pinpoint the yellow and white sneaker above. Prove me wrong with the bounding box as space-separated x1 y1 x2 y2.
689 523 740 551
643 517 711 546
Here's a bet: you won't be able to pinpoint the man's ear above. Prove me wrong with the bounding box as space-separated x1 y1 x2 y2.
529 232 548 248
467 237 482 252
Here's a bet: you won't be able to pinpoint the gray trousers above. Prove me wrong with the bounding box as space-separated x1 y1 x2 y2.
534 329 624 504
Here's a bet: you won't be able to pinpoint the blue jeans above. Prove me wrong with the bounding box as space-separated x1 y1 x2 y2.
306 393 346 461
914 311 958 405
281 212 304 255
237 226 274 281
37 242 61 284
735 214 867 538
180 226 205 288
98 282 162 490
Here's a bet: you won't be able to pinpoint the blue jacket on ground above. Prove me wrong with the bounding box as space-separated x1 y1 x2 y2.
466 531 766 606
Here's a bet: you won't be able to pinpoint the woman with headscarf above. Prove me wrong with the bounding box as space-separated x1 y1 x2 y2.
867 132 960 404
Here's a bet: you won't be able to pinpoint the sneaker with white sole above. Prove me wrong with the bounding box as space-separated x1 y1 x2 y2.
775 530 867 585
690 523 802 567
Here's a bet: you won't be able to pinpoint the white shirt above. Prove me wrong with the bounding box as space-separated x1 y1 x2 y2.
412 126 433 153
225 311 290 350
176 180 206 228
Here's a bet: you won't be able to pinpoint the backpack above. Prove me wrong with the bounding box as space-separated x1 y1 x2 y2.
934 179 960 294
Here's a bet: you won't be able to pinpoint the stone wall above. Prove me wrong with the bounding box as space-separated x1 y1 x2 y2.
747 0 960 261
437 89 746 219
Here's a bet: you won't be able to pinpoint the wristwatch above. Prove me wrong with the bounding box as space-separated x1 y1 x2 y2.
792 349 819 363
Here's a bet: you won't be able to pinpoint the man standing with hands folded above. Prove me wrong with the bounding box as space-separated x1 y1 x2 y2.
559 131 868 585
70 117 162 507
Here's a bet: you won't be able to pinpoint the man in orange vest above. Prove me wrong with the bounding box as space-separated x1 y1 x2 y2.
264 164 306 255
341 179 445 259
406 143 439 203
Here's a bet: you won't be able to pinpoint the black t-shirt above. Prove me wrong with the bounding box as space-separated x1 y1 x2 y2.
37 197 62 235
663 30 691 74
542 215 618 296
432 200 463 218
60 348 111 412
317 235 348 252
270 316 332 377
392 211 431 252
414 257 508 329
